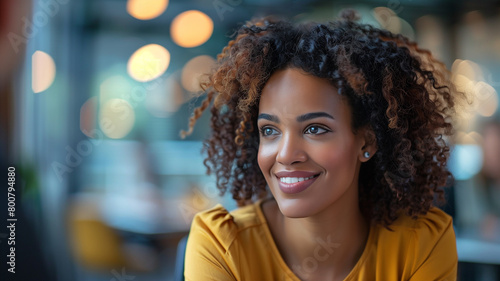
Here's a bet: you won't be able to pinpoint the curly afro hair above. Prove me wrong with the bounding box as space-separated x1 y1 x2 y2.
182 10 461 226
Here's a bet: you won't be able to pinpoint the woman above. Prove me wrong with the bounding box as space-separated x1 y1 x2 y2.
182 10 459 281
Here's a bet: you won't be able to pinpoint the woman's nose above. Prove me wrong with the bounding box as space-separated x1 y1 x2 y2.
276 133 307 165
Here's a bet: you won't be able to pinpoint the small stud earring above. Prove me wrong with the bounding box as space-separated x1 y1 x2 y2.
364 152 370 158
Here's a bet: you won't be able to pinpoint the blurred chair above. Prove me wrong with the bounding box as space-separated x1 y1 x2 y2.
70 219 128 269
174 235 188 281
67 196 128 270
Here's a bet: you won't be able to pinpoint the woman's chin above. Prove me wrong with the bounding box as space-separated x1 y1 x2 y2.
275 199 316 218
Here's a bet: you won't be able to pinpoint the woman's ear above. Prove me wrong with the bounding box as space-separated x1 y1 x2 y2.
359 127 377 162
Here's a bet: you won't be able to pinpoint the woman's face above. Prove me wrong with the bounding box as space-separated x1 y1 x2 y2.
257 68 371 218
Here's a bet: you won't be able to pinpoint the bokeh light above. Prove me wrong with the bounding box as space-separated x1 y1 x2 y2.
451 59 498 118
99 98 135 139
170 10 213 48
454 74 475 95
452 59 484 82
456 131 483 145
127 44 170 82
32 50 56 93
373 7 401 34
181 55 215 92
80 97 98 138
474 81 498 117
449 144 483 180
127 0 169 20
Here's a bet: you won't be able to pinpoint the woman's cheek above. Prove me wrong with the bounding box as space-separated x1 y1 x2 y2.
312 142 352 169
257 143 276 172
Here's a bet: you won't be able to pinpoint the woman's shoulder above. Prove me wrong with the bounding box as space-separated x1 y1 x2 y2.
186 201 274 280
382 206 454 237
371 206 457 269
189 200 265 249
356 207 457 280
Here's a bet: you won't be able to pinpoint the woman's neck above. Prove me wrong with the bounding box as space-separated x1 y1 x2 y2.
264 195 369 281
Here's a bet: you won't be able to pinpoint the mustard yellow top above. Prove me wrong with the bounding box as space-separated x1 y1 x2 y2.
185 199 457 281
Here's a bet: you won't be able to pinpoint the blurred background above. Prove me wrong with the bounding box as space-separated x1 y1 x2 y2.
1 0 500 280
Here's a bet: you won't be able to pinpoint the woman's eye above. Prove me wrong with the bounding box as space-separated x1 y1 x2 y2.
305 126 328 135
260 127 278 136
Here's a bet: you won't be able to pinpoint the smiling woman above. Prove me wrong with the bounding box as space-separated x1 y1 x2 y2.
257 68 370 220
181 9 461 281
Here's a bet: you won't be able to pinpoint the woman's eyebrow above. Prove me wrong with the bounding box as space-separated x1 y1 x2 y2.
296 112 334 122
258 113 280 123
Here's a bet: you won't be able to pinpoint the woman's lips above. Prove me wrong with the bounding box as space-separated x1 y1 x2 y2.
275 173 320 194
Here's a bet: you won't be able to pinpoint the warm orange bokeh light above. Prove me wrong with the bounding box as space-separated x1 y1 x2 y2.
99 98 135 139
474 82 498 117
127 44 170 82
181 55 215 92
127 0 168 20
32 50 56 93
171 10 213 48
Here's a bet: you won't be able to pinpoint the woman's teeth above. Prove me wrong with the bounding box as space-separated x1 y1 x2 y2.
280 176 315 184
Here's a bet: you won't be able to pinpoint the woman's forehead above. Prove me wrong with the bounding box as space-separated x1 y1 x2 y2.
258 68 350 119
